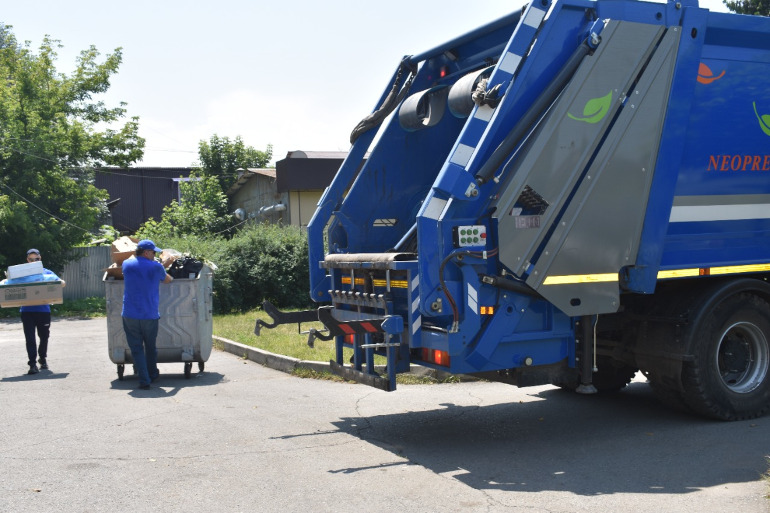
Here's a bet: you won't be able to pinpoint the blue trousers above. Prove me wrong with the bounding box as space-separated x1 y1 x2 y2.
122 317 160 387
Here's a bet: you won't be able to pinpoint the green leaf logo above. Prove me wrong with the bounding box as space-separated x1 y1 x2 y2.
754 102 770 137
568 91 612 124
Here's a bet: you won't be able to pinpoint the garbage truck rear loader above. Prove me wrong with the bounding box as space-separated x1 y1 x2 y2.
260 0 770 420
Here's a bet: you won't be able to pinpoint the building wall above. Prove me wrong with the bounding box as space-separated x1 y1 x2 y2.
289 190 322 230
95 168 191 233
231 175 288 224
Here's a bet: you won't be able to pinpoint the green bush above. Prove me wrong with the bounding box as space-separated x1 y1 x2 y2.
150 223 312 314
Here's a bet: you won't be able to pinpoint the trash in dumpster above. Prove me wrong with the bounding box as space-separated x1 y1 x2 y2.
102 241 209 280
110 236 139 265
167 255 204 279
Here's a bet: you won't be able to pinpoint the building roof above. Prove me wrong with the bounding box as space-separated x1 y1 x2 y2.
275 152 367 193
284 150 349 159
226 168 276 196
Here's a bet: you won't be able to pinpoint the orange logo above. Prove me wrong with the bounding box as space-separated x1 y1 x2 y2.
697 63 725 84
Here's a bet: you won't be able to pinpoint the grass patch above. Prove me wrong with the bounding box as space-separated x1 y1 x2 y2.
292 366 347 382
214 308 396 367
213 308 464 385
214 308 336 362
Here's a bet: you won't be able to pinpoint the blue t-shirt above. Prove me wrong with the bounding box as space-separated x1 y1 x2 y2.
121 256 168 320
19 269 61 313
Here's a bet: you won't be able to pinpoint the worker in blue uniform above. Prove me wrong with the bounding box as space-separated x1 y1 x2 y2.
121 239 173 390
21 249 65 375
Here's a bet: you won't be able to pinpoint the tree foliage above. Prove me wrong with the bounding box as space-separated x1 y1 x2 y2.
135 171 235 241
198 134 272 192
137 134 272 242
0 24 144 271
724 0 770 15
149 223 312 313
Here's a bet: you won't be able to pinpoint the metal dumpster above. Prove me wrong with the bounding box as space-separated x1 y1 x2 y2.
104 264 213 380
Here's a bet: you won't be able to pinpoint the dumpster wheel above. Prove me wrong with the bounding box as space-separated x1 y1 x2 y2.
117 364 125 381
184 362 192 379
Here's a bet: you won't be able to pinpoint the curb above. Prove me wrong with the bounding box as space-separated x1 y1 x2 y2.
214 336 329 374
212 335 468 381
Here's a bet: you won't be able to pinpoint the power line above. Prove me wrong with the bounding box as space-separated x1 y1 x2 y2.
0 181 92 235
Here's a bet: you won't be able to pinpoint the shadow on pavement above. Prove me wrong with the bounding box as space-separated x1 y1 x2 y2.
314 382 770 496
1 370 69 382
110 371 225 398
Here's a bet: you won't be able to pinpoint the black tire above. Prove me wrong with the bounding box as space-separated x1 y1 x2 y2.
590 357 638 392
198 362 205 372
554 357 637 392
117 364 125 381
681 293 770 420
184 362 192 379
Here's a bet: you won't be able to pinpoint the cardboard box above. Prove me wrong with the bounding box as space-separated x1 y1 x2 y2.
6 261 44 280
103 263 124 280
111 236 139 265
0 280 63 308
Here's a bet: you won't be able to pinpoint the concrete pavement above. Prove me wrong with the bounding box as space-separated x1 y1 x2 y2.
1 316 770 513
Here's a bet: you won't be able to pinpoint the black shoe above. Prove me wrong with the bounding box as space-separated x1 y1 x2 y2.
38 359 48 370
28 364 39 375
138 384 151 390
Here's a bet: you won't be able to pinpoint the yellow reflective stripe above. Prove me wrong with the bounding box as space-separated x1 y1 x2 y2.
542 273 618 285
658 263 770 280
541 263 770 286
657 269 700 279
372 279 408 288
710 264 770 275
341 278 409 288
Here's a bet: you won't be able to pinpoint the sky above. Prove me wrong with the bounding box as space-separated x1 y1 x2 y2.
2 0 730 168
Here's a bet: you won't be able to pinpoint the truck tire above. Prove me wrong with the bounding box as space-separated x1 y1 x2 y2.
555 356 637 392
590 358 638 392
681 292 770 420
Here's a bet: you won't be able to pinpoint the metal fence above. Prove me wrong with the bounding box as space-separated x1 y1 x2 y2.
61 246 112 300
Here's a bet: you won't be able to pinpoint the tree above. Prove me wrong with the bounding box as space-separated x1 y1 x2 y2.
198 135 272 192
724 0 770 15
0 24 144 271
136 135 273 243
135 171 234 242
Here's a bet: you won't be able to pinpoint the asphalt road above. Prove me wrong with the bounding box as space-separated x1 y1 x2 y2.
1 317 769 513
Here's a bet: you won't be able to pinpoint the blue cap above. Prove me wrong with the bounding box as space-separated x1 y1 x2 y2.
26 248 40 256
137 239 162 252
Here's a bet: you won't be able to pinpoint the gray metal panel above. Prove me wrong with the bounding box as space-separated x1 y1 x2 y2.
492 21 665 280
528 27 681 315
61 246 112 300
105 266 213 366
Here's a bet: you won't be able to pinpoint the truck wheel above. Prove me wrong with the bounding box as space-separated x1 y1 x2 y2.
590 358 638 392
682 293 770 420
554 357 636 392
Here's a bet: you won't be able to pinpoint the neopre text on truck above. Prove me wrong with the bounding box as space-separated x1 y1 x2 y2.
259 0 770 421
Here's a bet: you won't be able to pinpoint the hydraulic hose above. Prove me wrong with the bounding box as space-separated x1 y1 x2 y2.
350 57 418 144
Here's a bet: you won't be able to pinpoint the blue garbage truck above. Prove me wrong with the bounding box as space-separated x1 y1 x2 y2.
259 0 770 420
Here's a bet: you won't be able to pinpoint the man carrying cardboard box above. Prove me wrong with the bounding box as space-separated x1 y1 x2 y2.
21 249 66 375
